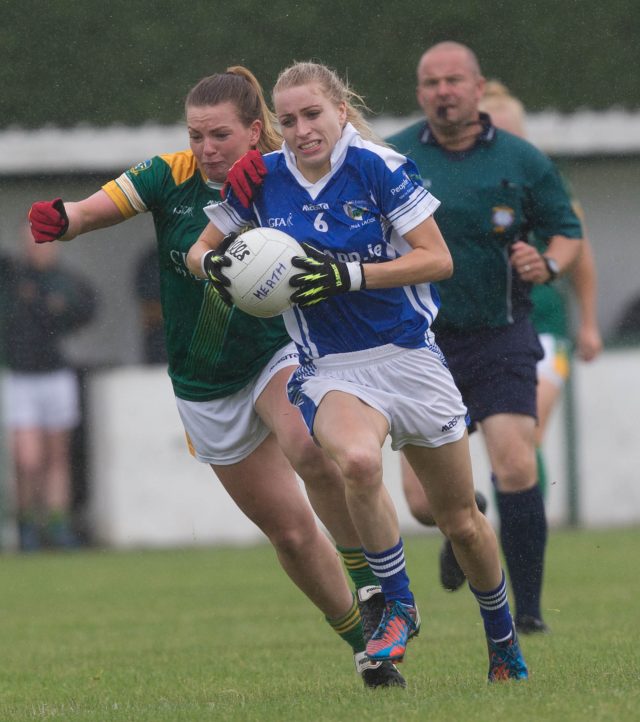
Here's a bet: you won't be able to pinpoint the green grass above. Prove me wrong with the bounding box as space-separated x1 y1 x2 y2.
0 527 638 722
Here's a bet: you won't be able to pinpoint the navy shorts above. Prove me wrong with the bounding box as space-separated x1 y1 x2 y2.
435 317 544 429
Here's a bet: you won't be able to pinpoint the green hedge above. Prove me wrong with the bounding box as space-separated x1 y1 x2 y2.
3 0 638 128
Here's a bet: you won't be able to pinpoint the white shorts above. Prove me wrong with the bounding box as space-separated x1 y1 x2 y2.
175 343 298 465
2 369 80 431
287 343 468 450
537 333 570 388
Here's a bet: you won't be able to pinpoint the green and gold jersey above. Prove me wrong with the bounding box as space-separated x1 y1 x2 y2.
103 151 289 401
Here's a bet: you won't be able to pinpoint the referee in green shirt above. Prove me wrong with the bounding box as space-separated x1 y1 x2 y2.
389 42 583 635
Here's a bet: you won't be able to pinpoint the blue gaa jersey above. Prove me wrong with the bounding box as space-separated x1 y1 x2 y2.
204 123 441 363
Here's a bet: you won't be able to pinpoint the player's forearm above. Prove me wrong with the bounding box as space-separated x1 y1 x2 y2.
363 246 452 289
571 239 599 326
186 223 227 278
364 216 453 289
63 191 125 240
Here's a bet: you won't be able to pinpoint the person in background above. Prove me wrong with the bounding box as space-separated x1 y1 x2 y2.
1 224 97 551
188 60 528 682
399 79 603 595
480 80 602 497
612 294 640 344
387 42 584 635
27 67 403 689
134 243 168 364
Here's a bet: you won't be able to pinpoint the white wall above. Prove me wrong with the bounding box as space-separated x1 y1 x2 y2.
85 349 639 549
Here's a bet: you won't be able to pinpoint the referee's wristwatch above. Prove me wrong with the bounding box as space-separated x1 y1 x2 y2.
542 255 559 283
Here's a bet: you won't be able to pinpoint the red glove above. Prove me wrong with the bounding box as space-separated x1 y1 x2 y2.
221 150 267 208
28 198 70 242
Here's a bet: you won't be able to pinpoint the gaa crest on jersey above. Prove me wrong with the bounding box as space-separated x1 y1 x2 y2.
492 205 515 233
129 159 152 175
343 201 370 221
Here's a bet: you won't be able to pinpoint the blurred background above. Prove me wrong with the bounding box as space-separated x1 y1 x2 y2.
1 0 639 549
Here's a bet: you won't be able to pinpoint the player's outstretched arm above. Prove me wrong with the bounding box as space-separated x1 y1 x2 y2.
28 190 126 243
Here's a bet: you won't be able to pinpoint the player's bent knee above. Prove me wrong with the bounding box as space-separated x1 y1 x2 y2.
264 520 320 556
338 449 383 490
439 513 481 548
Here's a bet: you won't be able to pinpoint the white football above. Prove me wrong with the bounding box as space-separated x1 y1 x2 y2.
224 227 304 318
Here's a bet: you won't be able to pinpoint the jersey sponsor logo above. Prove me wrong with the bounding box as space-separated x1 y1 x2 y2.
172 205 194 216
169 249 202 280
268 213 294 228
390 172 411 195
492 205 515 233
302 202 329 211
129 159 152 175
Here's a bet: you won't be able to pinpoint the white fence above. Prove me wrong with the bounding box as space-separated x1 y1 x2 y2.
84 348 639 548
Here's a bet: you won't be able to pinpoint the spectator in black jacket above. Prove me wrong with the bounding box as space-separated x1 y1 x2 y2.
1 225 97 551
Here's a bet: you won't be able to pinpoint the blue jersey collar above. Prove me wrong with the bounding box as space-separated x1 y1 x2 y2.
282 122 359 197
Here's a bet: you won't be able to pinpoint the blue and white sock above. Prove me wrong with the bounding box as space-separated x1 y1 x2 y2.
364 538 414 607
470 570 513 642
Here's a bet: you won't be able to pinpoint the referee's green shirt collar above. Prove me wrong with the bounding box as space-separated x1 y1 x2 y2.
418 112 496 150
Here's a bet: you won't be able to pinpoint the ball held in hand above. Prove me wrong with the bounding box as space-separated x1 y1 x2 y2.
224 227 304 318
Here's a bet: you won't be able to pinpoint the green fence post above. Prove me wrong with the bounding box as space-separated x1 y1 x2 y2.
564 359 580 527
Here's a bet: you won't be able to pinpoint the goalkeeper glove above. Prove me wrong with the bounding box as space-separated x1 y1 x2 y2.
201 233 237 306
28 198 70 242
221 150 267 208
289 243 366 307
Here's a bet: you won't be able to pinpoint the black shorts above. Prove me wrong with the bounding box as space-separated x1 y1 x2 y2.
435 317 543 429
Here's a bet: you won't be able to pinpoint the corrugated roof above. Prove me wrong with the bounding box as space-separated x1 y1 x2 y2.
3 110 640 175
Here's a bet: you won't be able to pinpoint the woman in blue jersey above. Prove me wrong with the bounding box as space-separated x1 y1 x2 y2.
187 61 527 681
27 67 404 689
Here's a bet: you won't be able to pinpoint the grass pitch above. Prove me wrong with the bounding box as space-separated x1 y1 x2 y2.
0 527 638 722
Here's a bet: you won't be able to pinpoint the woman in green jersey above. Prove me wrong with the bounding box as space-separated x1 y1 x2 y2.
27 67 403 688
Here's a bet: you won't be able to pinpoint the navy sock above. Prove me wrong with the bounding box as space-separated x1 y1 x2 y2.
469 570 513 641
364 538 414 606
496 484 547 621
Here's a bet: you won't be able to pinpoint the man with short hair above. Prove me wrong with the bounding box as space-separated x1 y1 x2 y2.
389 41 583 634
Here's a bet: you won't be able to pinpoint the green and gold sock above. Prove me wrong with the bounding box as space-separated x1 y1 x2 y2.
336 545 379 590
326 595 366 652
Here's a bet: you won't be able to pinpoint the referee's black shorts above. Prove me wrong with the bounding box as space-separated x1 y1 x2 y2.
435 317 544 430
